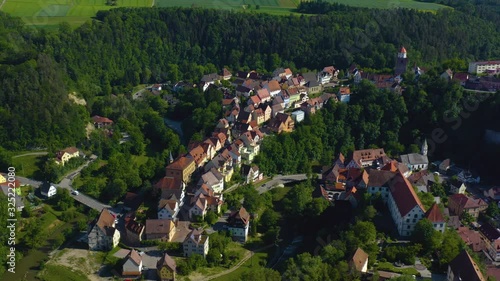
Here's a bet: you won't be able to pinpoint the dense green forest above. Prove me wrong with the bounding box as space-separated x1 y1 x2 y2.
0 6 500 150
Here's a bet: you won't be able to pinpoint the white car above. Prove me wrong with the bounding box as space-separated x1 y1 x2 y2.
71 190 79 195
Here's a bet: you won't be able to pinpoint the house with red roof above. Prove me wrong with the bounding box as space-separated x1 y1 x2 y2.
122 249 143 276
55 147 80 165
448 194 488 219
425 203 446 233
479 223 500 262
227 207 251 242
91 115 113 128
386 172 426 236
349 247 368 273
165 156 196 183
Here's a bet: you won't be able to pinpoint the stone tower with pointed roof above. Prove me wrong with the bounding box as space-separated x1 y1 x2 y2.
395 46 409 75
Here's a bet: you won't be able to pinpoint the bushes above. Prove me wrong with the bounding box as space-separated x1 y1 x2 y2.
382 244 421 265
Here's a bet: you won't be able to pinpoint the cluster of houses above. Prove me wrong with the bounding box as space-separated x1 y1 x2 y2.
319 138 500 280
84 63 345 279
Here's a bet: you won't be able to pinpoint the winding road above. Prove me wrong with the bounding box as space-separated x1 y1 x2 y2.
16 154 110 212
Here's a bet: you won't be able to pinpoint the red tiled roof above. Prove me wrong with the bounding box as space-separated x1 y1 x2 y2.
267 80 281 92
166 156 194 171
91 115 113 124
449 194 488 209
157 253 176 272
425 203 445 223
155 177 183 190
251 95 261 105
257 89 270 100
389 172 425 216
350 247 368 272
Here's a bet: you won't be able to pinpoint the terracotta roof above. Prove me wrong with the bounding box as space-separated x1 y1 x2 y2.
448 250 486 281
425 203 445 223
250 96 260 104
257 89 270 100
229 207 250 226
351 148 386 167
189 145 207 165
125 220 144 235
222 68 232 77
166 156 194 171
350 247 368 272
158 199 177 212
145 219 176 235
267 80 281 92
90 209 116 236
381 161 398 172
323 66 336 74
458 227 484 252
126 249 142 266
339 87 351 95
157 252 176 271
184 229 207 245
449 194 488 210
389 172 425 216
91 115 113 124
155 177 183 190
366 169 397 187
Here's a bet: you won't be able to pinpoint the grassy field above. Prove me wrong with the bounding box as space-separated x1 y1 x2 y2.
1 0 153 27
212 252 270 281
11 154 44 178
37 264 90 281
1 0 449 28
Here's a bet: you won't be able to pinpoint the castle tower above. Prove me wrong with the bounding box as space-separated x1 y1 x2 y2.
421 139 428 156
395 46 408 75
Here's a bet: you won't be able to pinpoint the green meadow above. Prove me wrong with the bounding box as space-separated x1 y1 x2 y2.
0 0 448 28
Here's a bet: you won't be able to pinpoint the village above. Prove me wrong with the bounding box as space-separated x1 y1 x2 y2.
4 47 500 281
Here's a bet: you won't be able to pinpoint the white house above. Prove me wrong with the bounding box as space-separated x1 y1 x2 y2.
399 153 429 171
183 229 209 258
122 249 142 276
198 168 224 194
157 199 180 220
227 207 250 242
387 173 426 236
87 209 120 251
425 203 446 233
40 182 57 198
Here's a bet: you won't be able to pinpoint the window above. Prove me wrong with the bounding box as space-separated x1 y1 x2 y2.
406 219 410 223
414 214 418 218
413 219 416 223
407 225 410 229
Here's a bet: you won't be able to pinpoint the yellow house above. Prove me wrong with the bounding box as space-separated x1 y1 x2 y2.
156 252 176 281
165 156 195 183
55 147 80 165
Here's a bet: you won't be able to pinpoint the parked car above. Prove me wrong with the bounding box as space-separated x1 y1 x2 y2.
71 190 79 196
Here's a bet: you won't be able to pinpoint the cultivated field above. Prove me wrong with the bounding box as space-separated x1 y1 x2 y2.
0 0 448 28
0 0 153 27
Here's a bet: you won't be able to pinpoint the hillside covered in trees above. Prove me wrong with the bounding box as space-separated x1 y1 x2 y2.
0 6 499 164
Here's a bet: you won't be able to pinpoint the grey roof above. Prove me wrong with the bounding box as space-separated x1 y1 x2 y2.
201 73 219 83
400 153 429 165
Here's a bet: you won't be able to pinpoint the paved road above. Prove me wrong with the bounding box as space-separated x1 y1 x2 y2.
58 155 111 211
17 154 110 212
12 151 48 158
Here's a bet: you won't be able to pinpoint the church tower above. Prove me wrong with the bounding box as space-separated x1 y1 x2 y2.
421 139 428 156
395 46 408 75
